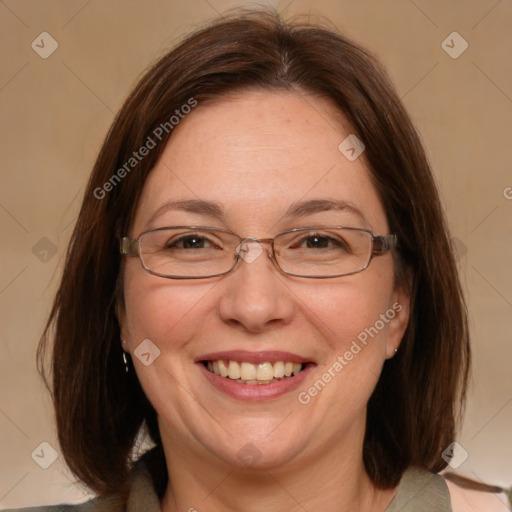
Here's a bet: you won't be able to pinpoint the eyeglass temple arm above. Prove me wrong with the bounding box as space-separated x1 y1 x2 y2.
372 234 397 254
120 237 139 255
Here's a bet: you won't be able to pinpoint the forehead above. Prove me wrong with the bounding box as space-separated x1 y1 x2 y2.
132 90 388 235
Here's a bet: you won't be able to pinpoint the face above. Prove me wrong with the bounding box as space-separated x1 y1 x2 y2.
118 90 410 472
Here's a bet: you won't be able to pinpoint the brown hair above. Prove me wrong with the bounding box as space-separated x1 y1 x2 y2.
38 8 470 498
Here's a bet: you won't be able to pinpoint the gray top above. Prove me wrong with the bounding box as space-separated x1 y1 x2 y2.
385 466 452 511
1 465 452 511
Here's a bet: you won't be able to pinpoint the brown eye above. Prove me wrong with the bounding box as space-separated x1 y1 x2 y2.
292 233 350 251
304 235 333 248
165 234 215 250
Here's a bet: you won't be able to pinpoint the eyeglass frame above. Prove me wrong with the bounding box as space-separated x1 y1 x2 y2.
120 225 397 279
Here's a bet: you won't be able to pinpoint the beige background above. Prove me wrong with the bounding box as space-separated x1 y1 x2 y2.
1 0 511 508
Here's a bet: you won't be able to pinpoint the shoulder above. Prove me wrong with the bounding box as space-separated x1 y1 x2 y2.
0 456 158 512
388 466 452 511
0 494 124 512
387 466 508 512
444 476 510 512
0 503 96 512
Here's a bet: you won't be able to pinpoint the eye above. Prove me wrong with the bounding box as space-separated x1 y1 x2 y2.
165 233 218 250
303 235 335 249
292 233 350 251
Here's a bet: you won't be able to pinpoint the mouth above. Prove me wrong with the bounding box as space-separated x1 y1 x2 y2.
202 359 306 385
196 350 314 400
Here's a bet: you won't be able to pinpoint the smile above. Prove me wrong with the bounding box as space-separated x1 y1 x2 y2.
203 360 305 384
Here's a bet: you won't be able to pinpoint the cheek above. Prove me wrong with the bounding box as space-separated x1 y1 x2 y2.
295 276 397 419
121 270 220 422
122 265 218 349
298 265 395 351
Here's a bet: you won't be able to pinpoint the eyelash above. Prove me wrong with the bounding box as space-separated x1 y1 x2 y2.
165 233 220 249
164 232 350 251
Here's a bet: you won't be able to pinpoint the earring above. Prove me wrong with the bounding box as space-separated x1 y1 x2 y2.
122 351 130 373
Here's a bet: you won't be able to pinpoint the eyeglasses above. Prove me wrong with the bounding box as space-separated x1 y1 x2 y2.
120 226 397 279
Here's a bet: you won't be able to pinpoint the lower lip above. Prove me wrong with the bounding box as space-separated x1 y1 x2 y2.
198 363 313 401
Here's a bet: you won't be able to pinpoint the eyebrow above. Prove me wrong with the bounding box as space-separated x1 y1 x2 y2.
282 198 367 223
146 198 367 227
146 199 226 227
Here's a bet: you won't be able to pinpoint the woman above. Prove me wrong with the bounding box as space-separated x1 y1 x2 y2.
6 8 506 512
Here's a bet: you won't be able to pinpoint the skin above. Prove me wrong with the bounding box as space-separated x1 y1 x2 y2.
118 89 411 512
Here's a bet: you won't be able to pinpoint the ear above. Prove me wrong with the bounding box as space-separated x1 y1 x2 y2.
385 279 411 359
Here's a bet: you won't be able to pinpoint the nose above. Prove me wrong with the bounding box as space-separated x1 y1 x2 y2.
217 240 295 333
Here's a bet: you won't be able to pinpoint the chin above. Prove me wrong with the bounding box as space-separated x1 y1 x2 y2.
204 426 308 471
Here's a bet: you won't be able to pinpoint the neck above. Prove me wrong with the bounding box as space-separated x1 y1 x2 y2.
159 431 396 512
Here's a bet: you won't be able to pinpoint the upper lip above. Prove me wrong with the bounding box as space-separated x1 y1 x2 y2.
195 350 314 365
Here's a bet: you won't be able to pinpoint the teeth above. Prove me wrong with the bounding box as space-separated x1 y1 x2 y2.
206 360 305 383
273 361 285 378
218 360 229 377
240 362 256 380
256 362 274 381
228 361 241 380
